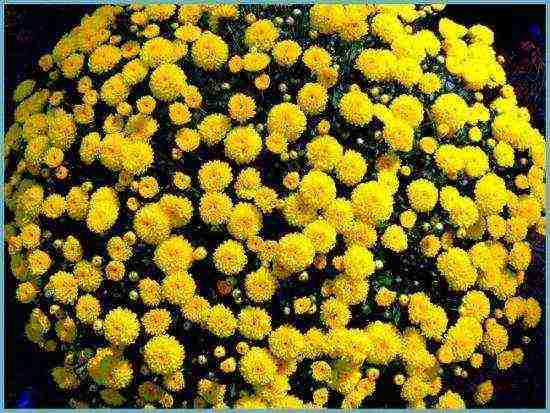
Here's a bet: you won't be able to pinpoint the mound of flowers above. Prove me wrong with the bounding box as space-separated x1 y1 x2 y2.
4 4 544 408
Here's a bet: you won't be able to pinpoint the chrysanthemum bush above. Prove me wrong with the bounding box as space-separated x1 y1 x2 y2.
4 3 545 408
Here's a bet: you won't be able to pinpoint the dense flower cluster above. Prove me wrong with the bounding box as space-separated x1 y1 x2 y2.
4 3 545 409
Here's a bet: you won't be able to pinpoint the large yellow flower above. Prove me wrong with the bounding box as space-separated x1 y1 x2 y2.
192 32 229 71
